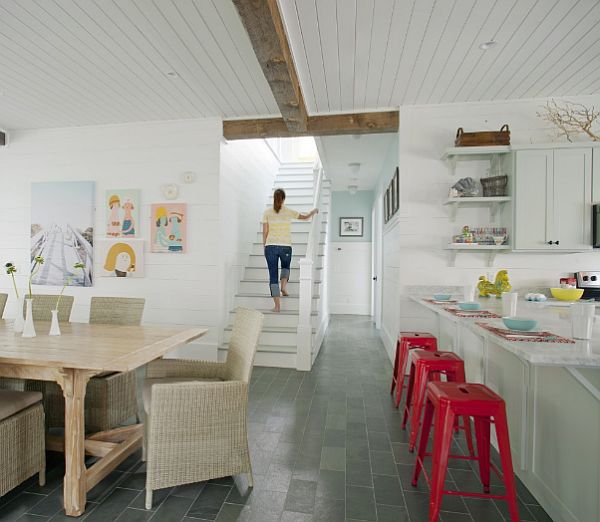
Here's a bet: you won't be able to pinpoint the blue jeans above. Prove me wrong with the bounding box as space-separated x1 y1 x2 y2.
264 245 292 297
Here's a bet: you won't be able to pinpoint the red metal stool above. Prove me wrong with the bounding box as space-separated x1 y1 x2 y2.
412 382 520 522
391 332 437 408
402 350 474 455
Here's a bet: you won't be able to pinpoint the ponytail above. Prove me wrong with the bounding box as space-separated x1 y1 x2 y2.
273 188 286 213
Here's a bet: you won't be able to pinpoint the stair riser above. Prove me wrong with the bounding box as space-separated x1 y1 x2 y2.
243 267 321 280
234 295 318 311
228 311 318 328
269 187 313 197
265 203 328 213
238 280 320 294
247 256 324 269
256 221 328 234
266 196 315 205
255 231 326 243
224 330 300 346
275 174 314 182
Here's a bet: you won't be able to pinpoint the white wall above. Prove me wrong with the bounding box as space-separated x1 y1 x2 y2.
327 242 372 315
219 138 279 326
0 119 222 357
377 96 600 360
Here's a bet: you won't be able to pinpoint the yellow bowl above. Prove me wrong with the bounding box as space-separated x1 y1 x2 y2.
550 287 584 301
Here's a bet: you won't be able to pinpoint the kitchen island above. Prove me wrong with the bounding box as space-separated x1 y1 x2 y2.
412 295 600 522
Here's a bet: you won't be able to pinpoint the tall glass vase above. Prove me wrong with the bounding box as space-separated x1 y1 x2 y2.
12 295 25 333
49 310 61 336
22 298 36 338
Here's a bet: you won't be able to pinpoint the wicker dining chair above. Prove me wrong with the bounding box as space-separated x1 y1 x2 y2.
43 297 145 432
0 389 46 497
0 295 73 393
0 293 7 318
143 307 264 509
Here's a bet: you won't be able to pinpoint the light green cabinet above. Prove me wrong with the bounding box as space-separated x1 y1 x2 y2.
514 148 592 251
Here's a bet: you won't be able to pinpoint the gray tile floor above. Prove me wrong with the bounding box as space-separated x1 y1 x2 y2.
0 316 553 521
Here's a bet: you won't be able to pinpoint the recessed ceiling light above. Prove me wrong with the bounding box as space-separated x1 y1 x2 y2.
479 40 497 50
348 184 358 195
165 71 179 78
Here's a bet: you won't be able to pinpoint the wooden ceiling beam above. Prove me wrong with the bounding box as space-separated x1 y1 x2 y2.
232 0 307 133
223 110 399 140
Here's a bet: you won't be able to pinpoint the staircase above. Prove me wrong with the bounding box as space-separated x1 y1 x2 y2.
220 161 330 369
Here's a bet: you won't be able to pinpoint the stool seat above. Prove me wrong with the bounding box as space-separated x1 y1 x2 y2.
412 382 520 522
391 332 437 408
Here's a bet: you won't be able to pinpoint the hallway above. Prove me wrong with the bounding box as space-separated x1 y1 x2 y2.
0 317 551 521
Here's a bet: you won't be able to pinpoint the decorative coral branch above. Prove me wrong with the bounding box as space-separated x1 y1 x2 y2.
537 99 600 142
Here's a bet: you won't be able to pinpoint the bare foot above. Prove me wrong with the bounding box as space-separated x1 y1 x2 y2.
271 307 281 313
281 289 289 297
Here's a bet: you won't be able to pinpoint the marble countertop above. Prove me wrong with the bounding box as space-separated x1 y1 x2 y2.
412 295 600 368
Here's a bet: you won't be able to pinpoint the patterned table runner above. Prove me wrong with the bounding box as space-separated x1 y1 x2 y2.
476 322 575 344
423 298 458 305
444 308 501 319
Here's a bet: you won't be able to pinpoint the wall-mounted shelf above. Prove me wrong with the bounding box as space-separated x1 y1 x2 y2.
445 244 510 267
444 196 511 222
442 146 512 175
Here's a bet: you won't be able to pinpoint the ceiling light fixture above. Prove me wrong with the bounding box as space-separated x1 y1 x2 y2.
165 71 179 78
348 162 361 174
348 184 358 195
478 40 497 51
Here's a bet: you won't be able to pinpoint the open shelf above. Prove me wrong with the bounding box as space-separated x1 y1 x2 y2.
444 196 511 221
442 146 512 175
445 243 510 267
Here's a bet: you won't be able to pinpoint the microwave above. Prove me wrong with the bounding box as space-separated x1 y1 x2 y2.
594 204 600 248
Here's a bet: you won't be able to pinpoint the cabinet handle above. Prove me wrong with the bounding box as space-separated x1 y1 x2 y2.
555 240 560 246
547 241 554 245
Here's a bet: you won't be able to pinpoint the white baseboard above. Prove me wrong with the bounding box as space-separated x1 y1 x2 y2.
329 303 370 315
312 314 329 363
380 324 396 365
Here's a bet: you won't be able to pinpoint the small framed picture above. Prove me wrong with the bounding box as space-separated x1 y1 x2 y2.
384 189 390 223
339 217 364 237
392 167 399 214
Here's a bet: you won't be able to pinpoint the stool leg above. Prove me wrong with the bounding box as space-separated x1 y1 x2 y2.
473 416 491 493
402 362 416 427
395 342 410 407
408 364 429 452
495 409 520 522
391 340 400 395
412 398 434 487
429 403 455 522
463 416 475 457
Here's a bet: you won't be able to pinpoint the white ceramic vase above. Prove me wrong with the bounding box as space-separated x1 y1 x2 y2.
49 309 61 336
22 298 36 338
12 295 25 333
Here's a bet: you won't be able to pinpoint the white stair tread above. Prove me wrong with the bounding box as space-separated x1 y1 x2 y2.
239 279 322 283
231 308 317 316
220 343 298 354
224 325 315 334
236 293 321 299
249 253 324 257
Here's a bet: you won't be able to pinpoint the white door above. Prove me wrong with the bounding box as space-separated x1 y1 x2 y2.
514 150 554 250
372 195 383 328
553 148 592 250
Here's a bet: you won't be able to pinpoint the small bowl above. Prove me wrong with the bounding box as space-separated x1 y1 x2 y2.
433 294 452 301
502 317 538 331
550 287 584 301
458 302 481 311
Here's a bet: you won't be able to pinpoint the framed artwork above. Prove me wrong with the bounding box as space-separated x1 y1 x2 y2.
392 167 399 214
106 189 140 238
97 239 144 278
339 217 364 237
30 181 94 287
151 203 187 253
384 188 390 223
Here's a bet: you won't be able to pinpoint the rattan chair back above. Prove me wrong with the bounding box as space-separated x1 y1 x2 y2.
0 293 7 318
224 307 264 383
22 294 74 322
89 297 145 325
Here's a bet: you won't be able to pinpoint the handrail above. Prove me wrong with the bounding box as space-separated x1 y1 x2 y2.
297 159 325 371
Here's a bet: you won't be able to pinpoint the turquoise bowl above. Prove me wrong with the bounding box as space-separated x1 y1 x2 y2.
433 294 452 301
458 302 481 311
502 317 538 331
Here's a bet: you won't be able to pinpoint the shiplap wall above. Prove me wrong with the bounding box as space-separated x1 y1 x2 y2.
0 118 222 357
328 242 372 315
377 95 600 361
219 138 279 326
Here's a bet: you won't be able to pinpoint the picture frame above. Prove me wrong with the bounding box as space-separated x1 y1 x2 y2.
339 217 364 237
391 167 399 215
384 189 390 223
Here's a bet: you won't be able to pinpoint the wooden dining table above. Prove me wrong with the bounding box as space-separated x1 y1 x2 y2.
0 320 207 517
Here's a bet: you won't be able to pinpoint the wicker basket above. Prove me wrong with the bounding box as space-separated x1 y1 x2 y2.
455 124 510 146
480 175 508 197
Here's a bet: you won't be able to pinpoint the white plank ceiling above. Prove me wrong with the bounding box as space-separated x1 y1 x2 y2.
0 0 279 130
317 133 397 191
278 0 600 114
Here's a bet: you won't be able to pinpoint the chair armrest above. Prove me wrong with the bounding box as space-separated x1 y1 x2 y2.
146 358 227 380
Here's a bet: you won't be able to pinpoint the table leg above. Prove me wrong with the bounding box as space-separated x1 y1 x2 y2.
59 369 91 517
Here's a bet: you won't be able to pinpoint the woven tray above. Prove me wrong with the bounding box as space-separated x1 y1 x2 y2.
476 322 575 344
444 308 501 319
424 298 458 305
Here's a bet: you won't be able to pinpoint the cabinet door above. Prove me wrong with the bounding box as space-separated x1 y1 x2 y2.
593 148 600 203
514 150 553 250
553 148 592 250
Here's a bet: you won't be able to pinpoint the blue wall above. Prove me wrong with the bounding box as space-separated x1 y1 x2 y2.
330 190 374 242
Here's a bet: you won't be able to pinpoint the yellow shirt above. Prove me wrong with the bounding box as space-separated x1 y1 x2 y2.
262 206 300 246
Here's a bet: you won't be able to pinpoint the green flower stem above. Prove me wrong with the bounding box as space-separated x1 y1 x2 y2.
10 273 19 299
29 263 42 300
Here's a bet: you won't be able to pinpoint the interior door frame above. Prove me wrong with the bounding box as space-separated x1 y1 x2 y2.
371 194 383 329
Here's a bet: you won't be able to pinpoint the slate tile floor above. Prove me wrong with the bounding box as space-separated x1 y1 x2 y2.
0 316 553 521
